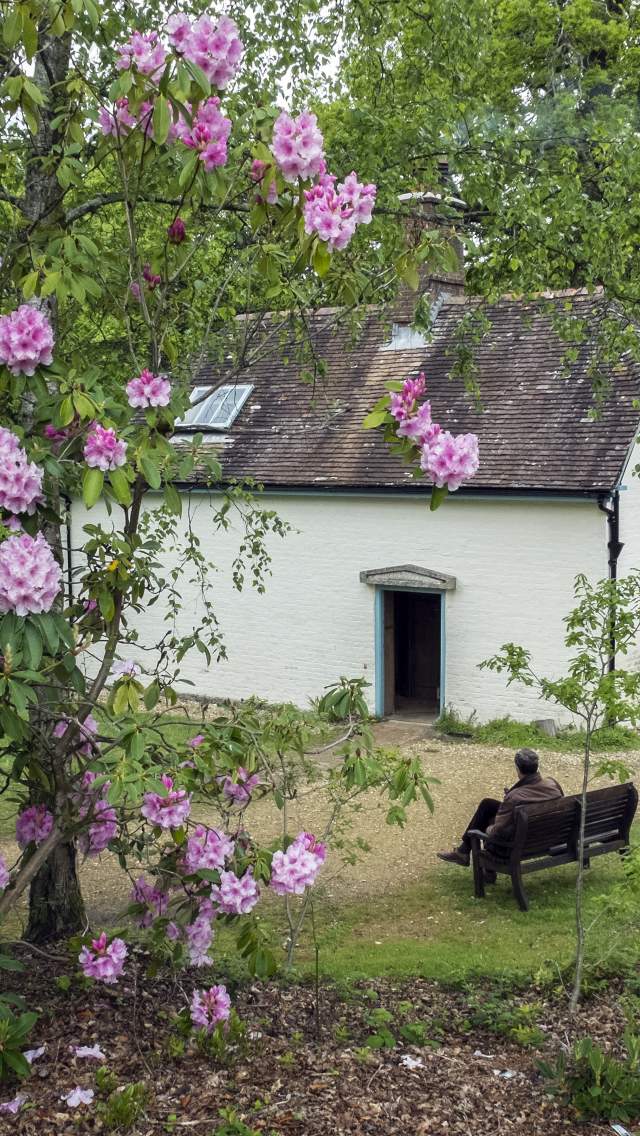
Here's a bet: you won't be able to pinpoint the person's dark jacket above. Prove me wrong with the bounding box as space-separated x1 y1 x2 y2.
486 772 564 841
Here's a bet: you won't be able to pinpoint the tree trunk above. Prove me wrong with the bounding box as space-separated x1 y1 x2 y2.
20 27 85 943
25 841 86 944
570 727 591 1014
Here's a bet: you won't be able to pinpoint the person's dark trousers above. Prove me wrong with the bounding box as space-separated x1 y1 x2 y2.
460 797 500 852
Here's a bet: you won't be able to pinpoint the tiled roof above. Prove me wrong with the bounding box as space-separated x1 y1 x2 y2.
187 294 640 495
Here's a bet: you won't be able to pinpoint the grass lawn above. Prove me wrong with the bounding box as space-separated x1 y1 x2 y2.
2 726 638 988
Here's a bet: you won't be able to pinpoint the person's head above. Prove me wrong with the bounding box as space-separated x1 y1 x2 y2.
514 748 539 777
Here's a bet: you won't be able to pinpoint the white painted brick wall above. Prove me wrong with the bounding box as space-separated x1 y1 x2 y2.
72 491 608 723
617 439 640 670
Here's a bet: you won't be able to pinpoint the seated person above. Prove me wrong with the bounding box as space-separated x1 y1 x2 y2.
437 747 564 867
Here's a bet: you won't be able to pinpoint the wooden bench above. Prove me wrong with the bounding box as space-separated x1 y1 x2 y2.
468 782 638 911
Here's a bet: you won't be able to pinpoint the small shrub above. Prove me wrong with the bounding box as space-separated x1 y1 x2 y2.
539 1031 640 1122
214 1107 261 1136
467 993 545 1048
0 1005 38 1081
101 1081 149 1131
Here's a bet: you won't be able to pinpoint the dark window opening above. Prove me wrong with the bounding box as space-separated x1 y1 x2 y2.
383 591 441 717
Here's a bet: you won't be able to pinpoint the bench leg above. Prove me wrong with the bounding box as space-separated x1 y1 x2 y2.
511 865 529 912
471 846 485 899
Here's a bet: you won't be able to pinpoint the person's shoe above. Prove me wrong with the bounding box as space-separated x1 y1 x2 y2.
436 847 470 867
483 869 497 884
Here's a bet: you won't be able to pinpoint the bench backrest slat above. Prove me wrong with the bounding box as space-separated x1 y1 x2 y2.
512 783 637 858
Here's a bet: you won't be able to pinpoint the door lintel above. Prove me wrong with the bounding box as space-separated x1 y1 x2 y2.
360 564 456 591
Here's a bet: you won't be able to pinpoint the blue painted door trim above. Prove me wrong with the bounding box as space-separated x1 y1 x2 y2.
374 585 446 717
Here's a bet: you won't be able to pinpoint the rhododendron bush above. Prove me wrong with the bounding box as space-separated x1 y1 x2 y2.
0 0 443 1042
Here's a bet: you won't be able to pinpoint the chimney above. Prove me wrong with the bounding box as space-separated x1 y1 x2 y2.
391 161 466 330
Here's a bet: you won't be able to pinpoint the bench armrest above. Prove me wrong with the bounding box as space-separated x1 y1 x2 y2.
467 828 514 849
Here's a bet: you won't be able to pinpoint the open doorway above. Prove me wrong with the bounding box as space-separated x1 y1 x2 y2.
383 590 441 717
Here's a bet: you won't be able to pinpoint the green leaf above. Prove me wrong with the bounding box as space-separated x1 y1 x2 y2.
185 59 211 95
140 455 161 490
112 683 130 716
312 240 331 277
153 94 170 145
82 467 104 509
144 680 160 710
24 623 42 670
163 484 182 516
21 13 38 60
362 408 388 429
84 0 99 29
429 484 449 512
3 1050 30 1078
110 467 132 506
58 395 74 426
400 263 420 290
98 590 115 622
2 7 22 47
72 391 94 419
22 271 39 300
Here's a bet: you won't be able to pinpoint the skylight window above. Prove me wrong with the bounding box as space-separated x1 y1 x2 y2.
177 383 253 431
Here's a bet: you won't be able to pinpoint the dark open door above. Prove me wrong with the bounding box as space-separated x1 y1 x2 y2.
391 591 441 714
383 591 395 715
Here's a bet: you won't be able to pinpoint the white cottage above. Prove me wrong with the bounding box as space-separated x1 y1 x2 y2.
73 291 640 723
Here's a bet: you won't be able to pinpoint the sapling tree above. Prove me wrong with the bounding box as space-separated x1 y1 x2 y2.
482 572 640 1012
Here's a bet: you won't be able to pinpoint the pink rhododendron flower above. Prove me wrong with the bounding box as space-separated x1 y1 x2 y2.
397 401 441 447
221 766 261 806
177 97 232 171
270 831 325 895
272 110 324 183
129 281 142 301
210 868 259 915
130 875 168 927
141 774 191 829
99 97 137 136
110 658 141 679
166 921 181 941
390 373 427 422
186 909 214 966
0 1093 27 1115
167 13 192 52
0 853 9 890
83 423 127 472
250 158 268 181
420 430 480 492
16 804 54 848
61 1087 94 1107
143 263 162 288
0 304 54 376
183 824 232 873
167 217 186 243
53 714 98 757
117 30 167 77
44 423 71 445
79 932 127 985
126 369 172 409
190 984 231 1032
303 172 375 252
188 734 205 748
181 14 243 88
78 798 118 856
0 428 43 515
0 532 61 616
3 514 22 532
83 598 98 612
338 171 377 224
72 1044 105 1060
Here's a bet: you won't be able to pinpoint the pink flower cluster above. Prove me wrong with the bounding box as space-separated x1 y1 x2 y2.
0 428 43 515
167 217 186 244
75 773 118 857
176 97 232 171
271 111 324 183
79 932 127 985
190 984 231 1032
117 30 167 77
126 369 172 409
16 804 54 848
141 774 191 829
270 832 326 896
186 908 215 966
167 14 243 88
0 532 61 616
130 875 168 928
0 305 54 376
111 658 140 679
53 714 98 757
0 853 10 891
184 824 233 873
303 171 376 251
390 373 480 493
210 868 259 915
99 96 137 136
221 767 261 806
83 424 127 472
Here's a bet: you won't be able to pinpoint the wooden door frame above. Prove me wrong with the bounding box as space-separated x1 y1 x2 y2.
374 586 446 718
